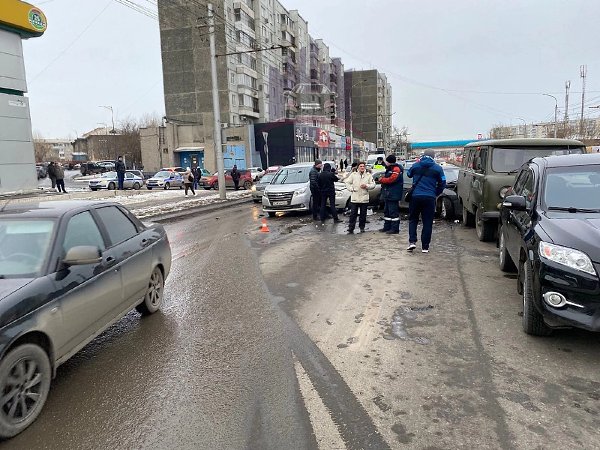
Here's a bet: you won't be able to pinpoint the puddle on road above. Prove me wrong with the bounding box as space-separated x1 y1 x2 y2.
381 305 434 345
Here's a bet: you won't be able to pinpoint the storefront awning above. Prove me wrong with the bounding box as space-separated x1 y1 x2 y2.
174 147 204 153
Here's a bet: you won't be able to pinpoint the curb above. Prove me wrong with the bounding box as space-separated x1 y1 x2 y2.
146 197 254 223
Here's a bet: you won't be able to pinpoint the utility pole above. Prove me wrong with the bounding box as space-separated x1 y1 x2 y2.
208 3 226 200
542 94 558 138
564 80 570 137
580 64 587 137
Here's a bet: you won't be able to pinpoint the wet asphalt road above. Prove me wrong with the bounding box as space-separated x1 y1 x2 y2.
3 204 600 449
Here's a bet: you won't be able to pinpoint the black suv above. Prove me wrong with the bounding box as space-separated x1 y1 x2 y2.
499 153 600 335
80 161 108 176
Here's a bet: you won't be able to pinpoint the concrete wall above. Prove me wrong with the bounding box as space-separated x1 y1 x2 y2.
0 29 36 193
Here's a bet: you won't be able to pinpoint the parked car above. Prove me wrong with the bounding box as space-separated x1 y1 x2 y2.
35 164 47 179
247 167 265 181
161 167 186 173
0 200 171 438
262 163 312 217
80 162 109 176
265 165 283 174
88 171 143 191
200 169 253 190
97 161 115 172
146 171 184 190
457 138 585 242
436 164 461 221
251 173 275 202
499 153 600 336
127 170 146 184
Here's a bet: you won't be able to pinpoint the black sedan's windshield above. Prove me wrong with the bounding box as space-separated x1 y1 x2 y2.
443 166 459 183
544 165 600 211
271 168 310 184
0 219 55 278
492 147 584 173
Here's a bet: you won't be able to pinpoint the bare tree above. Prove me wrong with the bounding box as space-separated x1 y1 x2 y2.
32 131 54 162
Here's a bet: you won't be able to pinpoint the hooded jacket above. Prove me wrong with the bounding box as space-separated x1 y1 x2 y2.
309 165 320 191
406 156 446 198
379 163 404 201
344 171 375 203
317 163 338 193
115 160 126 174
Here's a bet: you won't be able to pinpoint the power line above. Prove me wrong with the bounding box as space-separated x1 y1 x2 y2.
30 1 113 83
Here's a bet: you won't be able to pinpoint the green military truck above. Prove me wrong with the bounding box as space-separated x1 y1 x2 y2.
457 138 585 241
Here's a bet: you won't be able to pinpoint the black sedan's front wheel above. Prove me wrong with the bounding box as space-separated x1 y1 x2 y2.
0 344 51 438
439 197 454 221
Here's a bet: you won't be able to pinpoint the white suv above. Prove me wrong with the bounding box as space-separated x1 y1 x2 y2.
262 162 347 217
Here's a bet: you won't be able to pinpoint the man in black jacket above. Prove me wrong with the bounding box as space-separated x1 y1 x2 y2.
115 156 126 190
318 163 342 225
309 160 322 220
231 165 241 190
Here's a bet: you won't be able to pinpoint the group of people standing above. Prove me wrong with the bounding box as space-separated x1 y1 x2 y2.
308 149 446 252
47 162 67 193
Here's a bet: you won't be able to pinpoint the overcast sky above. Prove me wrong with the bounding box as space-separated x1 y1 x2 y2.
23 0 600 141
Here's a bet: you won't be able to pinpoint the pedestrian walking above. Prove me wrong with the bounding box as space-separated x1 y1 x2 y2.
406 149 446 253
193 166 201 190
231 165 241 190
54 163 67 193
378 155 403 234
115 155 126 190
344 158 349 170
345 161 375 234
309 160 323 220
47 162 57 190
183 168 196 196
318 162 341 225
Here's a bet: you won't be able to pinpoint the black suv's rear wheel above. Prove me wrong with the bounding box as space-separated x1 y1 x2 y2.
522 260 552 336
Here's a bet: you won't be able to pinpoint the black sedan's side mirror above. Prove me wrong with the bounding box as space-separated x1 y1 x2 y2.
502 195 527 211
63 246 102 266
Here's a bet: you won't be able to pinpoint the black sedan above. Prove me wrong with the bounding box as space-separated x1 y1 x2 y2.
0 201 171 438
499 153 600 335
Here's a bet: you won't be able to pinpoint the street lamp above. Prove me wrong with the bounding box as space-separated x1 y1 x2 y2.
542 94 558 138
99 105 116 134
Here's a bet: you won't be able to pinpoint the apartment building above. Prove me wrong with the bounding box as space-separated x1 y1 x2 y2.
155 0 353 170
344 69 393 151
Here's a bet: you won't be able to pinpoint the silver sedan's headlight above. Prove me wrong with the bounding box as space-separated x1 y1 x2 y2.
335 189 347 198
539 241 596 275
294 187 307 196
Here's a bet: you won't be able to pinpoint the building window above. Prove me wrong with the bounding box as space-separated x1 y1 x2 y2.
238 73 257 89
230 72 235 84
231 94 237 106
234 8 255 30
236 30 256 48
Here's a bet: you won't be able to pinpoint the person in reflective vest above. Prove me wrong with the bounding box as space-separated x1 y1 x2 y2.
378 155 404 234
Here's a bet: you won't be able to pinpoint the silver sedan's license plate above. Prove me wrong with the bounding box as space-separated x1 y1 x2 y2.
273 201 288 206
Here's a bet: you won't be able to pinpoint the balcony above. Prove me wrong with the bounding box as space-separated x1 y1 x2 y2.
239 105 260 119
234 0 254 18
310 69 319 81
329 73 337 83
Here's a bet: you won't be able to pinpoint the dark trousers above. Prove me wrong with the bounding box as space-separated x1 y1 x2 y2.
233 179 240 190
311 188 321 219
117 172 125 190
382 200 400 233
56 179 66 193
320 190 338 222
50 177 56 189
348 202 368 231
409 196 436 249
184 183 195 195
193 179 199 190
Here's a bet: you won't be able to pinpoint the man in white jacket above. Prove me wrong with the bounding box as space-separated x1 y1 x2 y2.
344 161 376 234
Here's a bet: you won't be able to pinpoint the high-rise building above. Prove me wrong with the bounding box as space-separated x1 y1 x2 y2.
344 69 393 151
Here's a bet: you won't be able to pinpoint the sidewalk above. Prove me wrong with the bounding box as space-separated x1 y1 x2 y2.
2 188 252 219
